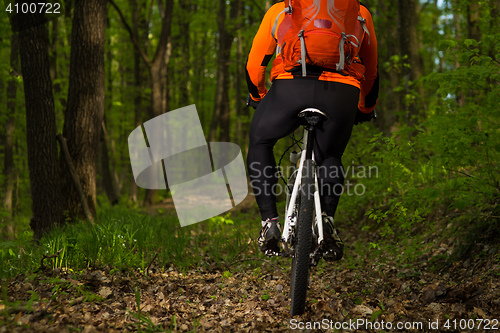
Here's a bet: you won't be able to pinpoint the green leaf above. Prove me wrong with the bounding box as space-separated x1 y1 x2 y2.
371 310 383 322
464 39 478 47
439 39 457 49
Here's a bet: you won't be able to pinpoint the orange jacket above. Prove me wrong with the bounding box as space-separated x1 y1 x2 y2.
245 1 378 113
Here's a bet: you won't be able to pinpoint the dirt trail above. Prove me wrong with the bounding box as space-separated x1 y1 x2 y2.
2 217 499 333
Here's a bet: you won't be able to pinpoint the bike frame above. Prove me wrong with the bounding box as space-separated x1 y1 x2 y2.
282 111 325 251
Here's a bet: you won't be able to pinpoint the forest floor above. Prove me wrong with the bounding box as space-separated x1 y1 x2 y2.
2 200 500 333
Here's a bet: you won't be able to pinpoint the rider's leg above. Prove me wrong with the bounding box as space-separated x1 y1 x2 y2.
317 156 344 217
310 81 359 219
247 79 314 220
311 81 359 261
248 79 318 254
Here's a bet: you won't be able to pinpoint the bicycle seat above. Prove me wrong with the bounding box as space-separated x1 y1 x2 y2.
298 108 328 126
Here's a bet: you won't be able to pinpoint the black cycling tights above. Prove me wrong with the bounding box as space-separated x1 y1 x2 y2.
247 79 360 221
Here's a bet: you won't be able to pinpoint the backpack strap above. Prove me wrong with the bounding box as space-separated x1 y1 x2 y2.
271 5 292 42
337 33 360 71
298 29 307 77
358 15 370 45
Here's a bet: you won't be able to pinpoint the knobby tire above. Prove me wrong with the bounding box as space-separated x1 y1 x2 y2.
290 159 315 316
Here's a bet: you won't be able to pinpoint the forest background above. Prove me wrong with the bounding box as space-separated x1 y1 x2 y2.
0 0 499 330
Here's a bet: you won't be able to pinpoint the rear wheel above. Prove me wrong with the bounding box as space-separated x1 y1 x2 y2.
290 159 315 316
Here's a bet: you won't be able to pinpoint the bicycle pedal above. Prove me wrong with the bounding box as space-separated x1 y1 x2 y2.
322 249 342 261
264 249 281 257
309 246 323 266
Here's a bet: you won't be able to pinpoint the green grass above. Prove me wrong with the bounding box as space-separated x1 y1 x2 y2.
0 205 262 281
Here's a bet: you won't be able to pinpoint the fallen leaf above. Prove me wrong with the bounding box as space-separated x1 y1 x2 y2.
352 304 373 316
98 286 113 299
474 307 487 318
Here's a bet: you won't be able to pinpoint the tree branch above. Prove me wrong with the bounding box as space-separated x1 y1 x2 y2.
152 0 173 64
56 134 94 223
40 248 63 269
108 0 151 66
145 248 161 275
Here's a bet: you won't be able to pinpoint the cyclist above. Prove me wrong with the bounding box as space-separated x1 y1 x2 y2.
245 0 379 260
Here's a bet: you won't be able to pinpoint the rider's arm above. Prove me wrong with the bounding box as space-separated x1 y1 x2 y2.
358 5 379 114
245 4 283 102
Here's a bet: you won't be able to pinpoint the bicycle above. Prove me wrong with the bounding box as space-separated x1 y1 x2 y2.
269 107 331 316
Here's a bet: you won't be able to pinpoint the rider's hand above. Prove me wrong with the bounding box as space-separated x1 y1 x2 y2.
354 109 376 125
246 94 260 109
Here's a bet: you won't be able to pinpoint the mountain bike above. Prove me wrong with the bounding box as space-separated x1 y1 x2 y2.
277 108 329 316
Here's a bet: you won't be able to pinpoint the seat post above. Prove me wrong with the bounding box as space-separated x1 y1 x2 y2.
305 126 315 160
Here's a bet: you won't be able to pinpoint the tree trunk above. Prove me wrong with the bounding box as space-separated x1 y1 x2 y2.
143 0 174 207
100 122 120 205
57 134 94 222
18 17 63 239
98 11 120 206
451 1 465 107
128 0 148 204
467 2 480 42
490 0 500 33
161 38 171 115
210 0 237 143
142 63 164 206
234 0 248 149
2 34 20 237
194 34 208 129
61 0 107 219
178 0 193 105
376 0 401 133
49 19 58 82
398 0 424 127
